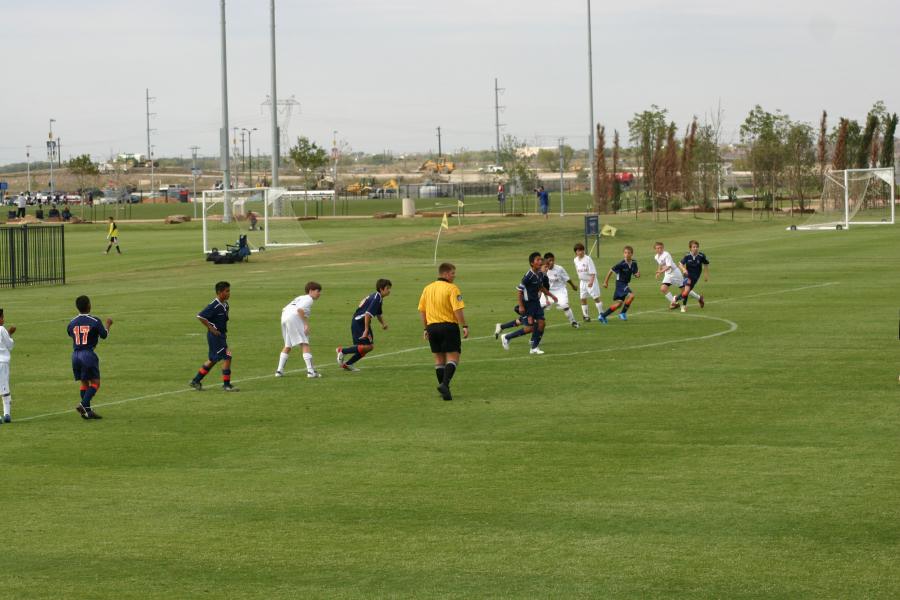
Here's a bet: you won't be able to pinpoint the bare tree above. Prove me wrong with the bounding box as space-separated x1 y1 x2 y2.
817 110 828 183
611 130 621 211
832 118 849 171
593 124 609 213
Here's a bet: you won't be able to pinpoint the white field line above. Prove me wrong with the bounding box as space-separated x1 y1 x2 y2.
15 281 834 422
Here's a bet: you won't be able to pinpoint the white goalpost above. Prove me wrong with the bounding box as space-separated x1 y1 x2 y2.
200 187 329 254
792 167 896 231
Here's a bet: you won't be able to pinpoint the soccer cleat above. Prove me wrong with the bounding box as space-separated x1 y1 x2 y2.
494 323 502 339
436 383 452 401
275 371 284 377
335 347 344 365
583 316 590 322
222 383 239 392
669 300 680 310
307 370 322 378
529 347 545 355
598 315 608 324
500 334 510 351
699 294 705 309
76 405 90 419
680 305 686 313
2 414 9 423
86 410 102 420
341 363 360 372
571 321 580 328
189 380 203 391
618 313 628 321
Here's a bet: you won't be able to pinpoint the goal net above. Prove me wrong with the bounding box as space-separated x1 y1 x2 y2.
201 187 324 254
793 168 895 230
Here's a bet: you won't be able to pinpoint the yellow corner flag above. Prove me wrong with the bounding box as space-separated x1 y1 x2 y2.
457 199 465 208
601 224 618 237
441 213 450 229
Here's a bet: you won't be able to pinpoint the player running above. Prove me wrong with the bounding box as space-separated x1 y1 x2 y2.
573 243 604 321
678 240 709 310
105 217 121 254
497 252 556 354
276 281 323 378
337 279 392 372
653 242 684 310
539 252 580 328
190 281 238 392
67 296 113 419
0 309 15 423
599 245 640 323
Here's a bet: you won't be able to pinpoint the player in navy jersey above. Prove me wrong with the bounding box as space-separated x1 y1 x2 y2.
678 240 709 309
67 295 113 419
599 245 640 323
190 281 237 391
336 279 392 372
497 252 556 354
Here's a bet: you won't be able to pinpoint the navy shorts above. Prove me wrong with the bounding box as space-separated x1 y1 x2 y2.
540 202 549 214
207 333 231 362
72 350 100 381
351 319 374 345
613 285 632 302
523 303 545 321
685 274 699 288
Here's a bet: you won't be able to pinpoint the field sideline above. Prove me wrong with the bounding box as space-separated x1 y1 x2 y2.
1 214 898 598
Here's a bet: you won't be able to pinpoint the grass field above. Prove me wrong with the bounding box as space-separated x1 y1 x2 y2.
1 213 898 598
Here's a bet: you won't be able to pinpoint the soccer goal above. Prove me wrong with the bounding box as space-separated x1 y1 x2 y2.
200 187 326 254
792 167 896 231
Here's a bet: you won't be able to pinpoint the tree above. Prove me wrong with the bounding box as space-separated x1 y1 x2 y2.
67 154 99 195
659 123 679 207
681 118 698 203
498 135 538 206
785 122 816 214
593 125 609 213
855 113 879 168
880 113 897 168
832 118 849 171
611 131 622 211
740 105 790 207
288 136 328 190
628 105 668 202
817 110 828 183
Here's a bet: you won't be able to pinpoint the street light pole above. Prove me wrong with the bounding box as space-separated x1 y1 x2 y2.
220 0 233 224
242 128 257 185
26 146 31 194
150 145 156 198
269 0 279 188
48 119 56 196
190 145 200 218
586 0 596 197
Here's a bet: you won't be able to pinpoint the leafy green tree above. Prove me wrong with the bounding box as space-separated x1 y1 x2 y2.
628 105 668 202
880 113 897 168
288 137 328 190
785 122 816 214
498 135 537 206
855 114 879 168
67 154 99 196
832 118 849 171
740 105 791 206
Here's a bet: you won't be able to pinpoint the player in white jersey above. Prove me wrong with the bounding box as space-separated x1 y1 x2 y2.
276 281 323 378
539 252 580 328
572 242 604 321
653 241 684 310
0 308 15 423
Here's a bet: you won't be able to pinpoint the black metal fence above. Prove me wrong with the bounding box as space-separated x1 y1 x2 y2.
0 224 66 288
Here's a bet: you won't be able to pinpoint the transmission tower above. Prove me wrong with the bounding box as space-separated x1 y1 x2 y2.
261 94 301 160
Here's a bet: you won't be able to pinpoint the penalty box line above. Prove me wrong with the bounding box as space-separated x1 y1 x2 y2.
16 281 835 422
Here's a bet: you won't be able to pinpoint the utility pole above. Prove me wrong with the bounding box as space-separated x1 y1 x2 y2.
190 145 200 218
26 146 31 194
269 0 279 188
150 145 156 197
332 129 338 197
219 0 233 224
145 88 156 164
48 119 56 195
586 0 596 196
240 129 246 184
242 128 257 185
559 137 566 216
494 78 505 165
436 126 442 158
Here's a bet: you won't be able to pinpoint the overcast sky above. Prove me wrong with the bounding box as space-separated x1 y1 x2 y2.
0 0 897 165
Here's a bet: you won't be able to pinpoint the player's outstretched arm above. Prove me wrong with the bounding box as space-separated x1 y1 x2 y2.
704 265 710 281
105 318 113 330
7 325 15 336
602 270 613 288
377 315 388 330
419 311 429 339
454 309 468 339
197 316 220 336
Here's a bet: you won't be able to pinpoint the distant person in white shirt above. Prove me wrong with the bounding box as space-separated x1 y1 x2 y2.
0 308 16 423
276 281 323 378
539 252 580 328
15 195 26 218
572 242 604 321
653 241 684 310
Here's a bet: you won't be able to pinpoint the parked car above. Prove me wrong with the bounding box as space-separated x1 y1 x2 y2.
367 188 397 199
479 164 505 174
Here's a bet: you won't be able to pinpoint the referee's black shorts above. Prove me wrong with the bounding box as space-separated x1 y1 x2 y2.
426 322 461 354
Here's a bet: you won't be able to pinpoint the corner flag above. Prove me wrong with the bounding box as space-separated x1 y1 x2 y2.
441 213 449 229
601 224 618 237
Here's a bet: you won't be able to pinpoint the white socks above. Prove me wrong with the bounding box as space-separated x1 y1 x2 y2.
665 292 676 302
564 307 576 323
2 395 9 417
690 290 701 299
303 352 315 372
594 301 603 315
581 305 589 318
277 352 289 373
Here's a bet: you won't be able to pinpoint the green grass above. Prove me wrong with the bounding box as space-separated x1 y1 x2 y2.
1 214 899 598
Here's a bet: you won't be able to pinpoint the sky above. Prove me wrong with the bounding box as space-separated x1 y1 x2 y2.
0 0 897 166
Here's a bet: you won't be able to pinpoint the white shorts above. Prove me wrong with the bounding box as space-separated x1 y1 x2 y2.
540 288 570 309
579 279 600 300
0 363 9 395
281 315 309 347
662 270 684 287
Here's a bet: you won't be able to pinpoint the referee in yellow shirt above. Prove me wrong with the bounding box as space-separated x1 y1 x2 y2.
418 262 468 401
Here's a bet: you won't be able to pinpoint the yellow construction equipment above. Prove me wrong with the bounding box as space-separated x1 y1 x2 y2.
418 159 455 174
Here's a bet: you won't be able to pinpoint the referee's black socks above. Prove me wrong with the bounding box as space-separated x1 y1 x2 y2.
443 361 457 386
435 365 445 384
